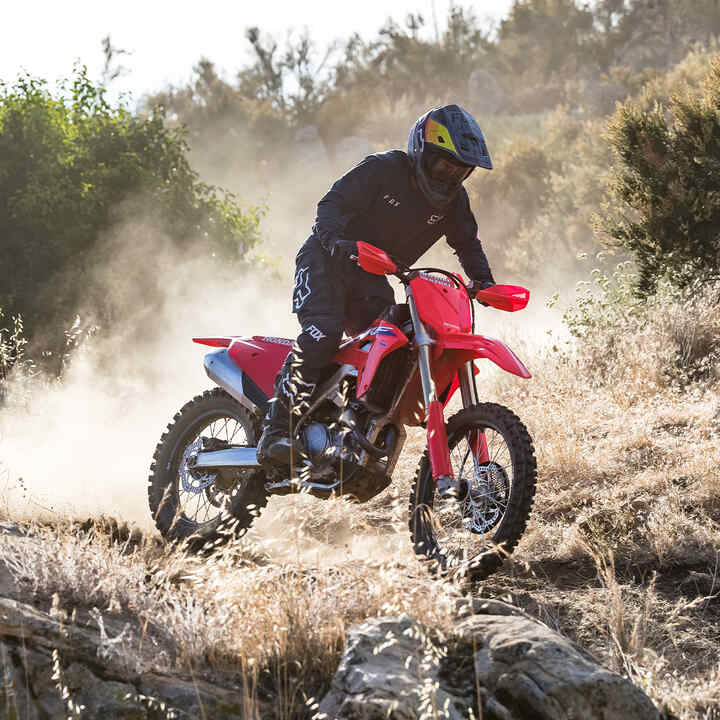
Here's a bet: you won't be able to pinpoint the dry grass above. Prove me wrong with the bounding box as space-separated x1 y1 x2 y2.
480 283 720 719
0 507 459 718
1 284 719 718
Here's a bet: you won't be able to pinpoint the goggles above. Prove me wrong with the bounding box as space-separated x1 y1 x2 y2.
426 153 474 185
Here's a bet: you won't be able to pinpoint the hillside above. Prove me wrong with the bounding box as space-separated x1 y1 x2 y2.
1 283 718 718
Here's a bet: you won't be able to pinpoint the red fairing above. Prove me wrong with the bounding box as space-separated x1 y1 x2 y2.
442 363 480 409
227 336 293 396
333 321 408 398
436 332 531 379
410 273 472 335
356 241 397 275
427 400 453 480
193 337 233 347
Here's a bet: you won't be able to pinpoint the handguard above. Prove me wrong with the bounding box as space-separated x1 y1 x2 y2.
475 284 530 312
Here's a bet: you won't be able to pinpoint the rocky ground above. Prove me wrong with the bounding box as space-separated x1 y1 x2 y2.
0 519 663 719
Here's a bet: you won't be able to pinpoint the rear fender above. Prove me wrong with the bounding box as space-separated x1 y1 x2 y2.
437 332 531 379
193 337 233 348
203 348 269 414
227 336 293 397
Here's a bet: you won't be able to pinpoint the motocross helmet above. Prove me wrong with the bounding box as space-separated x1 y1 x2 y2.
408 104 492 209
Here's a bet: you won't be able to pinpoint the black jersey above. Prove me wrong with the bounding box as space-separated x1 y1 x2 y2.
312 150 494 284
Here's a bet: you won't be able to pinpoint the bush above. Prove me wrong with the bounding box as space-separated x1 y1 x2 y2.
0 69 261 358
601 55 720 295
565 265 720 389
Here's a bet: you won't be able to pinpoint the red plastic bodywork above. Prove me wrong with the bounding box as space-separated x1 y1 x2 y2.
193 337 233 348
228 337 293 397
435 331 531 379
333 321 408 398
356 241 397 275
410 273 472 335
197 324 409 402
427 400 453 478
476 284 530 312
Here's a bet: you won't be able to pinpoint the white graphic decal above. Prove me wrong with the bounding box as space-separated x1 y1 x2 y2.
293 266 312 310
427 214 445 225
306 324 327 342
383 193 401 207
262 336 294 346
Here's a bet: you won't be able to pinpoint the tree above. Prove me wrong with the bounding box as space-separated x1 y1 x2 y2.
601 56 720 294
0 69 261 358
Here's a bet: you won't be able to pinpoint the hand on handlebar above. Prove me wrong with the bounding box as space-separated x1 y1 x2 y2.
469 279 495 306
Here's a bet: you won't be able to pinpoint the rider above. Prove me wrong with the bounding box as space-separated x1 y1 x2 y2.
257 104 496 465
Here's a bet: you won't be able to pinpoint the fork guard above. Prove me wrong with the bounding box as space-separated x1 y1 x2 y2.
437 332 531 379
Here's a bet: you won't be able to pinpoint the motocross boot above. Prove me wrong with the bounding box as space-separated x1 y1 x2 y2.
256 352 318 466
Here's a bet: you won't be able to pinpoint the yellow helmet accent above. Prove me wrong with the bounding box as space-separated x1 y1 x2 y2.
425 118 459 156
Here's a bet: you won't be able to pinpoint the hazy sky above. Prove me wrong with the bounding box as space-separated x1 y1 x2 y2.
1 0 514 100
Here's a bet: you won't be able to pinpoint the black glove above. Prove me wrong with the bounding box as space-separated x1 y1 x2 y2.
328 238 359 263
469 279 495 306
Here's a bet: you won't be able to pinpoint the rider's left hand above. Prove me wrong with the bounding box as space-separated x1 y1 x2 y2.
469 279 495 305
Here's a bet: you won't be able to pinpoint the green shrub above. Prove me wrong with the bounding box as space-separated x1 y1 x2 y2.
601 55 720 295
0 69 261 358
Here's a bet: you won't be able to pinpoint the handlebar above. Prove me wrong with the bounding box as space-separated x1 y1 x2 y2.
354 241 530 312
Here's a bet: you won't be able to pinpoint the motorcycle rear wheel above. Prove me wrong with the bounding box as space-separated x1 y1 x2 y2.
147 388 268 546
409 403 536 582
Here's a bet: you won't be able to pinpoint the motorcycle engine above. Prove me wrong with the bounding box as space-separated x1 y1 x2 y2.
302 421 350 464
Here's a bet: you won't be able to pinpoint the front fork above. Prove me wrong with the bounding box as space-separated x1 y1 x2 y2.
407 288 489 486
458 361 490 463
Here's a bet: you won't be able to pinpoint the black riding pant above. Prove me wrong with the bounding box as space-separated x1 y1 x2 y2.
291 235 395 375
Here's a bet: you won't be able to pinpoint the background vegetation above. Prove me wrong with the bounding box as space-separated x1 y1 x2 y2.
1 2 720 718
2 0 720 364
0 70 261 366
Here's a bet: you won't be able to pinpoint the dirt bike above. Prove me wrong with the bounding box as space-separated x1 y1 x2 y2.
148 242 537 580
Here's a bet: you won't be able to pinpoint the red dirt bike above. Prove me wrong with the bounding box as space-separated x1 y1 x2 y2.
148 242 537 580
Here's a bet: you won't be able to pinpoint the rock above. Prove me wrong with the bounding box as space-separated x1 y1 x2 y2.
14 644 65 718
455 596 527 619
0 596 110 666
63 662 146 718
319 613 660 720
333 136 374 173
456 613 661 720
139 673 245 719
1 641 43 720
316 616 471 719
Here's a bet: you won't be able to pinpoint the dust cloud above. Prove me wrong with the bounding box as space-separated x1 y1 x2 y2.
0 105 568 544
0 218 296 528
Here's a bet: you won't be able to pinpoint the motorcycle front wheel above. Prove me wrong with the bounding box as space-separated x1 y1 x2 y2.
409 403 537 582
147 388 268 546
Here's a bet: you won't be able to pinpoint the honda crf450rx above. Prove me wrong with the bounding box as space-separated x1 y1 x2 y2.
148 242 537 580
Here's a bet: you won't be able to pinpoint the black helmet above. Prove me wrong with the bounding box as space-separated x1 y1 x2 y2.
408 104 492 209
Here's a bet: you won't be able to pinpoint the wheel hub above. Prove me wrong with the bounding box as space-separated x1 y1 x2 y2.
180 439 217 494
460 461 509 534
